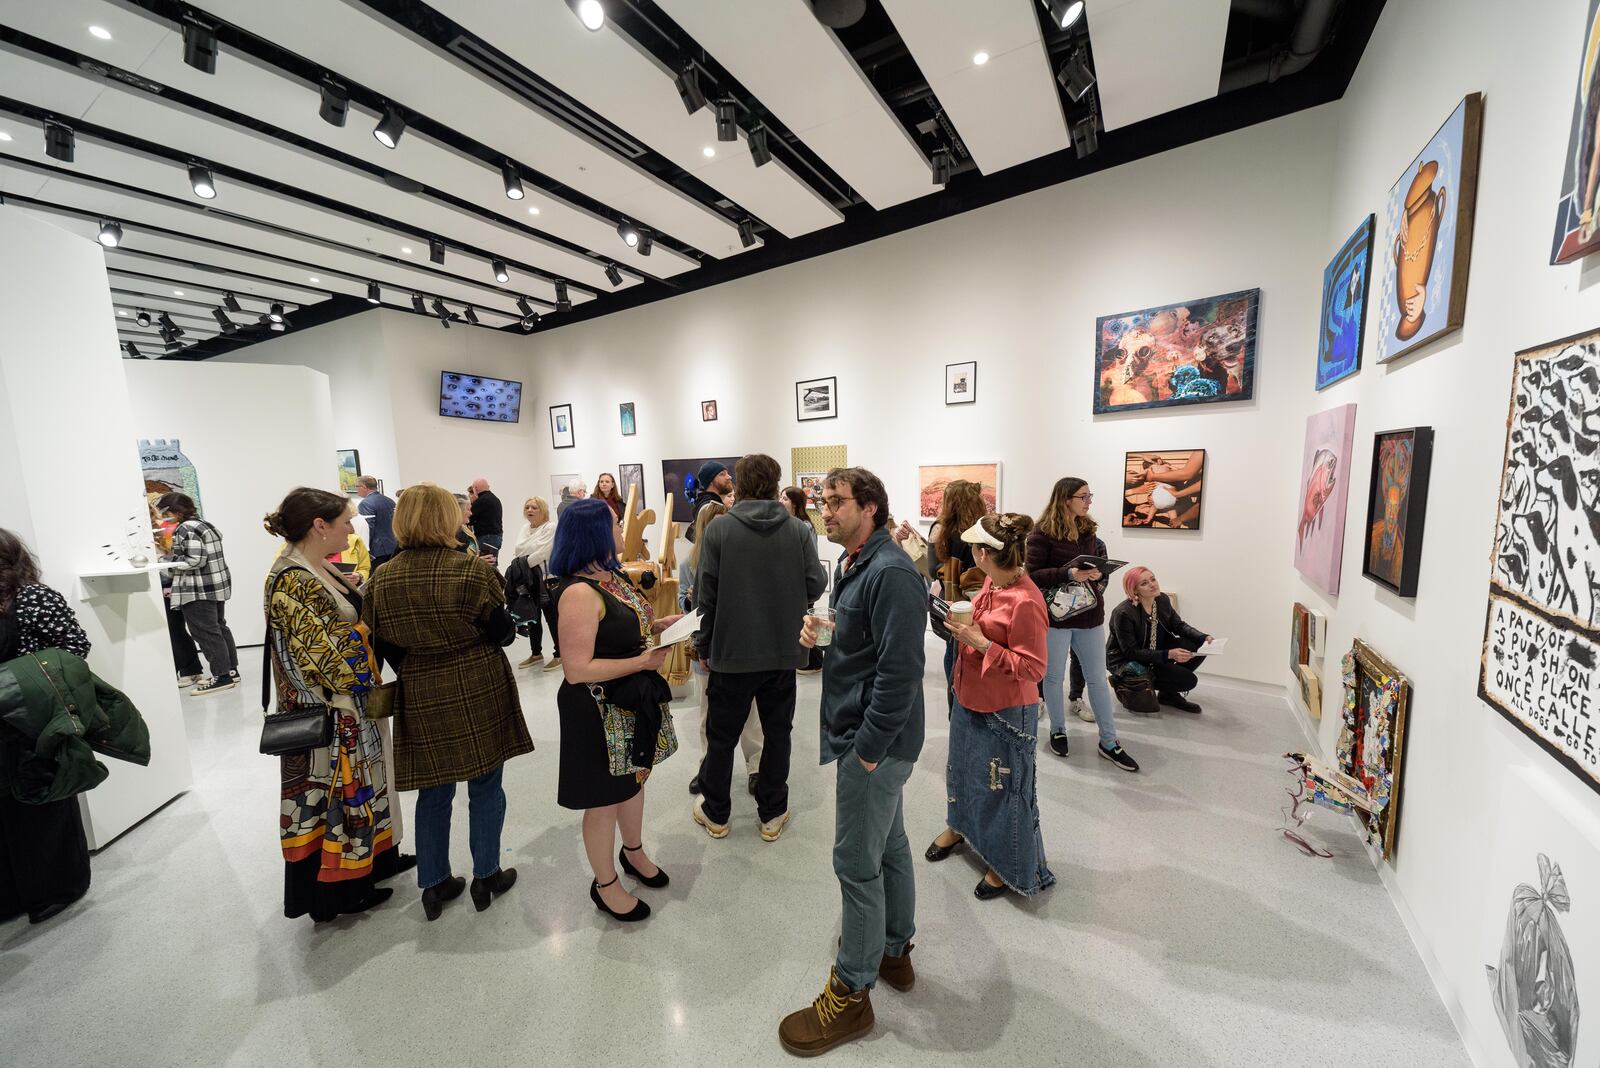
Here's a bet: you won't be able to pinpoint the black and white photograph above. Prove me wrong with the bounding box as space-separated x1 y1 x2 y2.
945 361 976 405
548 403 574 449
617 463 645 507
795 375 837 421
701 399 718 422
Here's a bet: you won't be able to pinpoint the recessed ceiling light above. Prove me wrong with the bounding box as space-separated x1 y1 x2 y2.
401 246 413 255
89 25 112 40
118 309 128 316
527 205 541 215
702 146 715 158
0 131 11 142
308 276 319 283
973 51 989 66
173 289 184 296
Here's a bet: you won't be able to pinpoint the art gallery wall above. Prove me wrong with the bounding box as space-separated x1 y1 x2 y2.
123 360 339 646
1297 0 1600 1062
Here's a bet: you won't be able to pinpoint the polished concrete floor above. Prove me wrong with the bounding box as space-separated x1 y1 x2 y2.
0 639 1468 1067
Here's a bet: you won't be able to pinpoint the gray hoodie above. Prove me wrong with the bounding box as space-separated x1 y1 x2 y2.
693 499 827 672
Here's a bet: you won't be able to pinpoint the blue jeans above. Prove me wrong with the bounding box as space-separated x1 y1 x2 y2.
941 639 957 714
414 764 506 889
1044 626 1117 748
947 700 1054 895
833 753 916 992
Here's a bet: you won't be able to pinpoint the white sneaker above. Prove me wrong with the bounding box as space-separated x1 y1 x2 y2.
692 795 729 839
176 674 203 687
759 810 792 842
1072 697 1095 723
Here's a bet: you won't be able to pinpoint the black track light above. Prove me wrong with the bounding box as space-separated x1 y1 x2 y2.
429 237 446 265
676 62 707 115
566 0 605 32
125 342 144 359
411 293 426 314
1057 48 1096 102
223 292 242 313
212 307 238 333
617 220 640 248
270 319 286 332
431 299 452 328
737 218 756 248
517 296 538 330
158 312 184 337
366 281 381 304
1071 114 1099 159
1043 0 1086 31
97 221 123 248
715 99 738 142
464 306 480 326
637 230 653 257
492 259 510 284
373 106 405 149
136 309 151 327
931 149 952 186
159 325 178 346
555 281 571 312
319 79 349 127
500 160 525 200
749 124 772 167
45 122 75 163
182 20 218 74
268 302 285 323
605 262 623 287
188 163 216 200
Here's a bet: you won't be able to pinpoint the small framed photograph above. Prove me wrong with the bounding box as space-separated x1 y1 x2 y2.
944 361 976 405
796 375 837 421
618 463 645 507
549 404 574 449
701 399 719 422
619 401 636 436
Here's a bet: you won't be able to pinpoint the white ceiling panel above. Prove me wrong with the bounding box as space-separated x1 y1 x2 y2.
111 288 290 318
653 0 931 210
191 0 749 258
106 261 324 309
1089 0 1232 131
879 0 1069 174
429 0 842 238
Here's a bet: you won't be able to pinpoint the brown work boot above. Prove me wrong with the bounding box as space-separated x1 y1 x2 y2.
878 942 915 992
778 968 874 1056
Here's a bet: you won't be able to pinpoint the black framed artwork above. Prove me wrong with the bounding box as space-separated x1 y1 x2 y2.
796 376 837 421
945 361 976 405
701 399 718 422
1361 426 1434 597
549 404 574 449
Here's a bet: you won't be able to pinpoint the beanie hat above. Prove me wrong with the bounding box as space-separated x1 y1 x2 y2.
696 460 728 487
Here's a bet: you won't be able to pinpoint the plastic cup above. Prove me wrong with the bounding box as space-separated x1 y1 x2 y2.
813 608 836 647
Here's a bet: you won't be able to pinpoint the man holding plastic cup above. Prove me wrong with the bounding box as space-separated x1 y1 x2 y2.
778 467 927 1057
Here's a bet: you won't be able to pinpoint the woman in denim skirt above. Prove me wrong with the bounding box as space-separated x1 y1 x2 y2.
924 513 1054 899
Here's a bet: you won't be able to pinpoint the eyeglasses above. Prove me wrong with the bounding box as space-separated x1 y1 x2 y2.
821 495 856 512
1072 492 1094 502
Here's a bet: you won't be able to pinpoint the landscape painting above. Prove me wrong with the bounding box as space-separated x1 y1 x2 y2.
1294 404 1359 596
1551 0 1600 264
1317 215 1374 389
918 463 1000 520
336 449 360 495
1122 450 1205 530
1093 289 1260 414
1363 427 1435 597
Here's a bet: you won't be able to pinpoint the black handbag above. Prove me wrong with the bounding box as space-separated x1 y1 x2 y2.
259 703 334 755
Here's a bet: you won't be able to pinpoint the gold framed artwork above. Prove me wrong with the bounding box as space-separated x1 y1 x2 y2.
1337 639 1412 860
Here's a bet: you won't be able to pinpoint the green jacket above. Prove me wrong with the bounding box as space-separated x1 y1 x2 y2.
0 648 151 804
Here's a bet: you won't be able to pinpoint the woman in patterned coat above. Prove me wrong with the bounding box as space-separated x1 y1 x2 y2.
363 484 532 921
263 488 399 924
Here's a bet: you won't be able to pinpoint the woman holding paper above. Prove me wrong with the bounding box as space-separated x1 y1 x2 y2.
1106 567 1209 713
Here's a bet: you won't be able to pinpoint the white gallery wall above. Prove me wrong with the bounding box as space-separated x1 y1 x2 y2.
123 360 339 646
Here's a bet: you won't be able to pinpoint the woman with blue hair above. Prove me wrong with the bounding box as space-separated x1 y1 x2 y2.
550 498 682 922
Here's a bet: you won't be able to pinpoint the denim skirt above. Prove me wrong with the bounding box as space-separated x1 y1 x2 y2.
946 699 1055 896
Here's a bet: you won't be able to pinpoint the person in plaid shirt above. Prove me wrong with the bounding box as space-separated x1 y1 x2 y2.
157 492 238 696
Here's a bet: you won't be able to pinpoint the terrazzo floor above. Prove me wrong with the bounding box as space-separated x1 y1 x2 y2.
0 639 1469 1067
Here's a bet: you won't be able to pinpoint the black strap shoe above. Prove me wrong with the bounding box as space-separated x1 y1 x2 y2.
619 844 669 888
590 875 651 922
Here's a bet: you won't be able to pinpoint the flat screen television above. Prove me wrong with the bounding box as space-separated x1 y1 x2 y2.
440 371 522 423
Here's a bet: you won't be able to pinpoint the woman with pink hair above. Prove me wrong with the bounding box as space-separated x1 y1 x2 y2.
1104 567 1211 714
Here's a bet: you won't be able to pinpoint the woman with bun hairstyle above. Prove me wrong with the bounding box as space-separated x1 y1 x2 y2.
263 488 399 924
924 514 1053 900
1105 566 1209 714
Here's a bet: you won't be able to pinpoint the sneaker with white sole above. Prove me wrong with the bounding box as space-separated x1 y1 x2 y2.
1071 697 1095 723
190 676 236 697
176 673 203 687
692 795 729 839
1098 743 1140 772
759 810 791 842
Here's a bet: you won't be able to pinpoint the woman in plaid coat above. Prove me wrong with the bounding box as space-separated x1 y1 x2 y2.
363 483 533 921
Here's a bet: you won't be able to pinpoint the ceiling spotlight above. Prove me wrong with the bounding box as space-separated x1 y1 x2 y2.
430 237 446 265
555 281 571 312
223 292 242 313
268 302 285 323
188 162 216 200
373 106 405 149
737 218 756 248
810 0 867 28
159 325 177 346
212 308 238 333
125 342 144 359
173 290 184 297
97 221 123 248
1071 114 1099 159
464 306 480 326
676 62 707 115
566 0 605 32
182 19 218 74
749 124 772 167
90 26 112 41
931 149 952 186
136 309 151 327
1044 0 1086 30
637 230 654 257
973 51 990 66
269 318 286 332
319 78 349 127
605 262 623 287
1057 47 1096 102
715 99 738 142
517 296 539 330
411 293 426 314
617 220 639 248
44 122 75 163
501 159 525 200
492 259 510 284
702 146 715 159
158 312 184 337
431 298 452 326
366 281 381 304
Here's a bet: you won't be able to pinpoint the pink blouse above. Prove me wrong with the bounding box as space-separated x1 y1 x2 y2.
951 573 1049 713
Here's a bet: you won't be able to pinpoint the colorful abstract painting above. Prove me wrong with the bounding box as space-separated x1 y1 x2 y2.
1375 94 1484 363
336 449 360 495
1362 427 1434 597
1294 404 1358 596
1093 289 1259 414
1551 0 1600 264
1317 215 1374 389
918 463 1000 520
1122 450 1204 530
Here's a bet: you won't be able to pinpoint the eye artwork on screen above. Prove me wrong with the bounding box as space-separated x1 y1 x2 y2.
440 371 523 423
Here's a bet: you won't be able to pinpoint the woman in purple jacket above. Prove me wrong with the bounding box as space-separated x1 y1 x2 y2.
1025 478 1139 772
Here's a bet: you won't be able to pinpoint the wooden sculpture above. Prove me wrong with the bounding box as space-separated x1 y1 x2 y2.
618 484 690 685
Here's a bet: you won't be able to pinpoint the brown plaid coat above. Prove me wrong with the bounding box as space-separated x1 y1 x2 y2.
362 547 532 791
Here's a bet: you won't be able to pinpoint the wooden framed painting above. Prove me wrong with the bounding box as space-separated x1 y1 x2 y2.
1551 0 1600 263
1122 449 1204 530
1362 427 1434 597
945 361 976 405
548 404 574 449
796 376 837 421
1093 289 1259 414
1337 639 1412 860
1316 215 1374 389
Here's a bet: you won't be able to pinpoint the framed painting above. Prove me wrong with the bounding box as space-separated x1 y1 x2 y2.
550 473 581 507
1317 215 1374 389
661 456 740 523
918 463 1000 521
796 376 838 421
1551 0 1600 264
1122 449 1204 530
945 361 976 405
1375 93 1484 363
617 463 644 508
1480 328 1600 797
620 402 636 436
336 449 361 495
1294 404 1359 596
549 404 574 449
1362 427 1435 597
1336 639 1412 860
701 399 718 422
1093 289 1260 414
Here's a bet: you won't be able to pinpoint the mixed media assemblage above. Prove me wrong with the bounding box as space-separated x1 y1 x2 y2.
1093 289 1260 414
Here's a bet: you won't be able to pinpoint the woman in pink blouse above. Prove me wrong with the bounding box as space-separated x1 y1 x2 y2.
924 514 1053 900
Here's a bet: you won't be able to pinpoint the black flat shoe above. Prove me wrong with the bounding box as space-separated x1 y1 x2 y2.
974 877 1009 900
469 868 517 912
27 901 70 924
688 775 702 795
747 772 759 797
340 886 394 916
421 875 466 921
924 835 964 862
619 844 669 889
590 875 651 922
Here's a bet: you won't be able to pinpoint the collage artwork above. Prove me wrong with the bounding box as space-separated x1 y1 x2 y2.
1093 289 1260 414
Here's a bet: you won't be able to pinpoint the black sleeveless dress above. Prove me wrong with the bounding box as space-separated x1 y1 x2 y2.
554 571 653 810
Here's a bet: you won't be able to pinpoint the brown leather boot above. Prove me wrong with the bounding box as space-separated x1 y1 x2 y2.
778 968 874 1056
878 942 915 992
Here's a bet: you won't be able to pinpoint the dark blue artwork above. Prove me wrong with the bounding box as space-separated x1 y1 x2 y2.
1316 216 1373 390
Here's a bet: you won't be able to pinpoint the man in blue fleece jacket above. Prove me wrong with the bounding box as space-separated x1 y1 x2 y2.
778 467 926 1058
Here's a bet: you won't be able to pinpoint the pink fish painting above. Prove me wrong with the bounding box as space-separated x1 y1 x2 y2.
1295 405 1358 596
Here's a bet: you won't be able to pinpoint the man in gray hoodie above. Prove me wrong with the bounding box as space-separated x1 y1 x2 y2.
691 453 827 843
